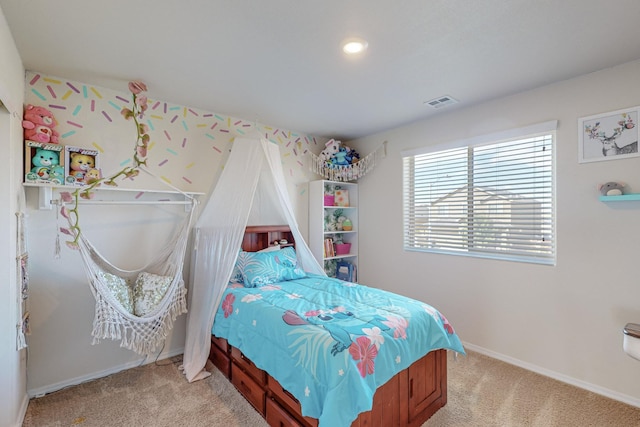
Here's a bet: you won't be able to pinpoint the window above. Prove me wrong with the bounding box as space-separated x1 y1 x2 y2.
402 121 556 265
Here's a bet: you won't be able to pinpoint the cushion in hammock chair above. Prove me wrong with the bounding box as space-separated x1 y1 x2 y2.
133 272 173 316
97 270 133 314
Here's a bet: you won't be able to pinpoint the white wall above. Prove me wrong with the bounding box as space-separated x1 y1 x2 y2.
349 59 640 406
22 72 325 396
0 6 27 427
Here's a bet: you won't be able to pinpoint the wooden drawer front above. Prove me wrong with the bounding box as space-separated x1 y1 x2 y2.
408 349 445 422
268 376 318 427
209 342 230 378
266 398 304 427
231 346 267 385
231 363 266 415
211 335 229 353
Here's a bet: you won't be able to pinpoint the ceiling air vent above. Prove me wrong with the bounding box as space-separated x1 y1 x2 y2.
424 95 458 109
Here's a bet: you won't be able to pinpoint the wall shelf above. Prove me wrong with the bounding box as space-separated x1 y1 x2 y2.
599 193 640 202
23 183 204 210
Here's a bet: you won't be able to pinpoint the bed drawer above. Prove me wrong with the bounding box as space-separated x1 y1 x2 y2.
266 397 305 427
211 335 229 353
209 342 230 378
268 376 318 427
231 346 267 385
231 363 266 415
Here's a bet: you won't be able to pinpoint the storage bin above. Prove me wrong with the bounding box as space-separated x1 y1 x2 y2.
335 243 351 255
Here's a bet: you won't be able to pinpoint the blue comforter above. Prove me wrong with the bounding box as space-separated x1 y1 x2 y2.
212 274 465 427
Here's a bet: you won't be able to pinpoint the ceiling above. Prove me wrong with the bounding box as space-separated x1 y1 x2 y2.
2 0 640 141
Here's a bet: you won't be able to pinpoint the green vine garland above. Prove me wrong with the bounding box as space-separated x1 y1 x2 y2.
59 81 150 249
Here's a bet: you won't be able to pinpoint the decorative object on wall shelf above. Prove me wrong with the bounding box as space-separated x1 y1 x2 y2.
22 104 60 144
598 181 626 196
310 140 387 181
24 140 64 185
64 145 100 186
579 107 639 163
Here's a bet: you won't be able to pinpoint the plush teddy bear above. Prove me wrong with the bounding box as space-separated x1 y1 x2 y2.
23 104 60 144
319 139 341 162
48 165 66 185
30 148 60 179
598 181 625 196
84 168 102 184
332 147 351 166
68 152 96 182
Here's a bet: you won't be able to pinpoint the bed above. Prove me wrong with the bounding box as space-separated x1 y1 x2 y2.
208 225 464 427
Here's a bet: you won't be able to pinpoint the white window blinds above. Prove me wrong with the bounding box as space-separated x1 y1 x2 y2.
402 121 556 265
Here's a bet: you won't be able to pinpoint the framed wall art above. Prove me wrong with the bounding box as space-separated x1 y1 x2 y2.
578 107 639 163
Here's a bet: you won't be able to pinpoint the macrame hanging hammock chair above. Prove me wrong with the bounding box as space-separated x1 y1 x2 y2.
65 167 197 356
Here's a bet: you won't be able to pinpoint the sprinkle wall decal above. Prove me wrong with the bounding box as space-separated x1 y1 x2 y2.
24 71 322 196
67 82 80 93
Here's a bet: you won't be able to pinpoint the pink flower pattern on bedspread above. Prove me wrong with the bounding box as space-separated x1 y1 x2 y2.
222 293 235 318
349 336 379 377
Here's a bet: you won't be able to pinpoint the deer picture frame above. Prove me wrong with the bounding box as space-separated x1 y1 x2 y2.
578 107 640 163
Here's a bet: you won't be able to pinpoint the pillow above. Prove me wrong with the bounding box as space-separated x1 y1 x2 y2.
241 246 306 287
258 244 281 253
98 271 133 314
133 272 173 316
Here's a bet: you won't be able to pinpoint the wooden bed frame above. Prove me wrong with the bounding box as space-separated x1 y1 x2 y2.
208 225 448 427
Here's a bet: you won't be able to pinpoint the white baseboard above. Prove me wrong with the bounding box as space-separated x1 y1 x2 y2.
13 392 29 427
462 341 640 409
27 346 184 398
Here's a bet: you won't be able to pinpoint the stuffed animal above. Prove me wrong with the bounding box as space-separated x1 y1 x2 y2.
319 139 341 162
68 152 96 182
84 168 102 184
49 165 66 185
23 105 60 144
598 181 625 196
30 148 60 179
332 147 351 166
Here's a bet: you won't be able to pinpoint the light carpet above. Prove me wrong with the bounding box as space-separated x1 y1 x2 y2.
23 350 640 426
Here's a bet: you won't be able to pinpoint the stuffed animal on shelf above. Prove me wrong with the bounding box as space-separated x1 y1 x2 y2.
49 165 65 185
30 148 60 179
598 181 626 196
23 104 60 144
68 152 96 182
84 168 102 184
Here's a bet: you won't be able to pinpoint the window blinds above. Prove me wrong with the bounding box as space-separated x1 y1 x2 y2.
402 121 556 265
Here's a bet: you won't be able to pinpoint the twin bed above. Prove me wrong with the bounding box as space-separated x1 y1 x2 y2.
207 225 464 427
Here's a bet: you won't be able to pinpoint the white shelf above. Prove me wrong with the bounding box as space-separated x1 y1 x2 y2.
23 182 204 210
309 180 358 280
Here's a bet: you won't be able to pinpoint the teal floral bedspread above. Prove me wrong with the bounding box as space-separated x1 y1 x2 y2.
212 274 465 427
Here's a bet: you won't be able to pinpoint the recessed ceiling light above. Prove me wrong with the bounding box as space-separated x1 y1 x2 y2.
342 38 368 55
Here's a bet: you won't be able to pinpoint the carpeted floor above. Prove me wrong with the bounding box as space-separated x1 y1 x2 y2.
23 350 640 426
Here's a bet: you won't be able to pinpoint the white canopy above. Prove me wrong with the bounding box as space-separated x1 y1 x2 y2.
182 137 324 382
